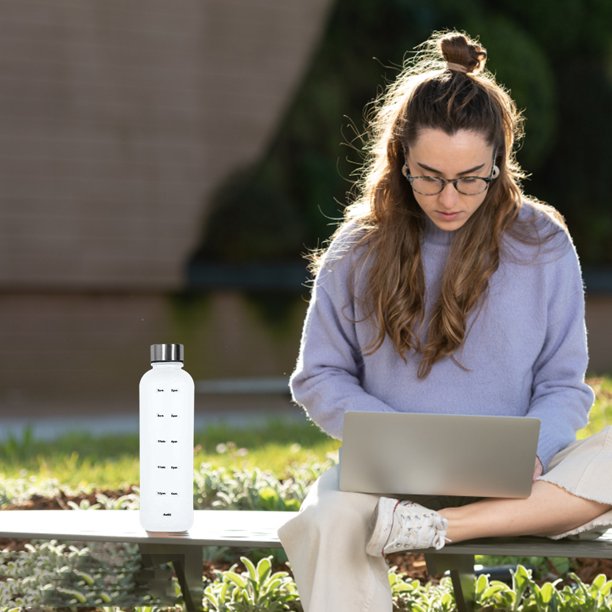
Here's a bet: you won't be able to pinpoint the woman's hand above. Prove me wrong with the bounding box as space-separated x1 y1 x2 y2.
533 456 543 481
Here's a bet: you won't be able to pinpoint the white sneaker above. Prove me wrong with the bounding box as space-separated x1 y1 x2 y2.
366 497 449 557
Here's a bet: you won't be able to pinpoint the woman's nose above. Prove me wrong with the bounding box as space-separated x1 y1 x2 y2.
437 180 460 208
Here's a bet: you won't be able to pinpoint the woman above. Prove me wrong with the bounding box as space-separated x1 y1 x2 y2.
278 30 612 611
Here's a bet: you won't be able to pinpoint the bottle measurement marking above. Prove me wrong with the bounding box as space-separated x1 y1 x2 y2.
157 465 166 469
156 491 166 495
157 389 164 392
171 414 178 418
171 389 179 392
171 465 178 470
171 440 178 444
171 492 178 496
163 513 172 517
157 439 166 443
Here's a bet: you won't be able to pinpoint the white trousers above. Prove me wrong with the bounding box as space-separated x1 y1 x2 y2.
279 428 612 611
278 465 393 612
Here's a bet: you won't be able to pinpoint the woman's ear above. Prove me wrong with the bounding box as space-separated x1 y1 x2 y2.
400 146 410 178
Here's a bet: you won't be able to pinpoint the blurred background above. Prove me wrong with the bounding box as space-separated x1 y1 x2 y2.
0 0 610 437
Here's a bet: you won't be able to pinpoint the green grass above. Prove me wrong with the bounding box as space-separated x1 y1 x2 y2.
0 376 609 491
0 417 339 490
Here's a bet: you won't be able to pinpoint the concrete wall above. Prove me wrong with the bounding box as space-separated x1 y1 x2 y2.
0 0 332 290
0 291 307 418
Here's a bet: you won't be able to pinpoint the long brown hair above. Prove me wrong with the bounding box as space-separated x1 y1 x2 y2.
312 30 564 378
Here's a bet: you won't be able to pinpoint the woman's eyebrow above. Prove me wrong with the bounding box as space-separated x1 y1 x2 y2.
417 161 486 176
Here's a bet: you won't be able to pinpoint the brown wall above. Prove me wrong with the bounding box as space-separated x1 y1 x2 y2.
0 291 307 417
0 292 609 419
0 0 332 290
585 296 612 376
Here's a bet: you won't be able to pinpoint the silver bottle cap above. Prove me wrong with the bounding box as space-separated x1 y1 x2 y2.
150 343 184 363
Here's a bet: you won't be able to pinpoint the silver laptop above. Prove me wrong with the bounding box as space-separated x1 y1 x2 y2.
339 412 540 498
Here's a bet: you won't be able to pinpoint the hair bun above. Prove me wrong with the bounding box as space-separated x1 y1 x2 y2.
439 33 487 74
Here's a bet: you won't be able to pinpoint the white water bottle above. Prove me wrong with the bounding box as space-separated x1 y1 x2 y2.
139 343 194 532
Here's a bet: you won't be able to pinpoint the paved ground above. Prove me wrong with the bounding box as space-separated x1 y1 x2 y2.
0 394 304 441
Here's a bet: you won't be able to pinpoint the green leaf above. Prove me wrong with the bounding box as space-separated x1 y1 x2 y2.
512 564 534 609
539 581 555 604
241 555 258 582
591 573 607 592
600 578 612 597
220 579 230 600
475 573 489 595
262 577 282 594
224 570 247 589
74 569 95 586
514 564 532 583
482 582 511 600
257 556 272 582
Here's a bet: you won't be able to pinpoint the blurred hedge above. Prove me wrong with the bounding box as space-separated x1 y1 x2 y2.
191 0 612 268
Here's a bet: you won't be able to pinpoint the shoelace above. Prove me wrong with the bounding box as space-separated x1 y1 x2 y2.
430 514 448 550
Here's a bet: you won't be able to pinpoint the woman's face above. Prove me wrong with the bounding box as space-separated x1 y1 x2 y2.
405 128 496 232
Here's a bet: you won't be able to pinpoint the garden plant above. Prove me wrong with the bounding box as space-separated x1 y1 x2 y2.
0 376 610 610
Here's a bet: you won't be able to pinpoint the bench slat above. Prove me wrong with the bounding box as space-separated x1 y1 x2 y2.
431 533 612 559
2 509 611 557
0 509 294 547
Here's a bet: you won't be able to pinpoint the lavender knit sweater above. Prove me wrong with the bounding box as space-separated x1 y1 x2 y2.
290 203 594 470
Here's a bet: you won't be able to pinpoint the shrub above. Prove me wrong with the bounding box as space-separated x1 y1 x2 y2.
193 462 331 512
0 540 150 608
203 556 301 611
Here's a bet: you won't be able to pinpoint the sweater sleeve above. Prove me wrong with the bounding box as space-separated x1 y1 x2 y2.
527 241 595 470
289 245 394 440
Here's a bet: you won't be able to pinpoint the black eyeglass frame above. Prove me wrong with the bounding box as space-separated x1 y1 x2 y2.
401 159 498 196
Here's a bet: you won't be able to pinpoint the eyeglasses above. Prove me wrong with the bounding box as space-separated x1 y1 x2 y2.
402 164 498 196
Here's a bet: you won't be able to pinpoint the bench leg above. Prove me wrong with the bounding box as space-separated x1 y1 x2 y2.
173 547 204 612
425 553 475 612
139 543 203 612
139 550 176 601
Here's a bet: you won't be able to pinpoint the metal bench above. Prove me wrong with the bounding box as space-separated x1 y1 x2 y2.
1 509 611 611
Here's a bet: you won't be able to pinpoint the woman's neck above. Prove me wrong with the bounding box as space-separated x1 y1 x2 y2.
422 217 456 247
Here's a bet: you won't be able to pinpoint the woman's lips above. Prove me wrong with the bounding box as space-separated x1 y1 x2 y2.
436 211 461 220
